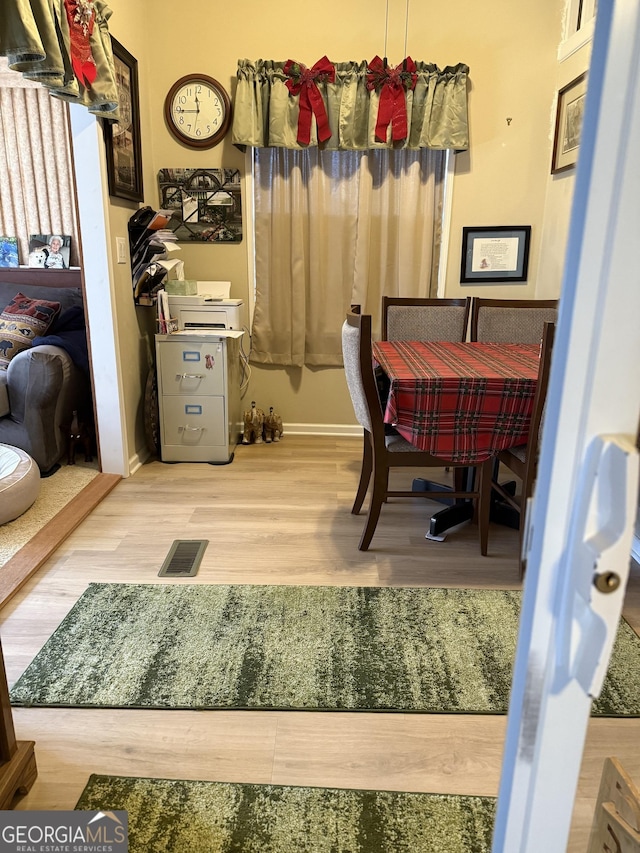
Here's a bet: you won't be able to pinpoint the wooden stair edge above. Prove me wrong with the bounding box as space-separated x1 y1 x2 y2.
0 473 121 610
0 741 37 809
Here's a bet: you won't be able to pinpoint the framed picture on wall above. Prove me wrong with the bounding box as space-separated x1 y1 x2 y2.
460 226 531 284
551 73 588 174
102 37 144 202
157 168 243 242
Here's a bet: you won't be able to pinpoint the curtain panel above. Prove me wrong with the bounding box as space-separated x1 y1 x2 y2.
251 147 445 367
233 59 469 152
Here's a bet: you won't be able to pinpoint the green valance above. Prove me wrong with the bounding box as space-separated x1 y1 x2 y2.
0 0 119 116
232 58 470 152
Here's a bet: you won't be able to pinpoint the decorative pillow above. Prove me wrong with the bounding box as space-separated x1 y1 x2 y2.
0 292 61 369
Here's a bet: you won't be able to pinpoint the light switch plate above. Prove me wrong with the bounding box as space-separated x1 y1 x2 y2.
116 237 127 264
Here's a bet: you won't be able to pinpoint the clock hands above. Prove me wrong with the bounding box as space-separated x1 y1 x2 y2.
175 96 201 116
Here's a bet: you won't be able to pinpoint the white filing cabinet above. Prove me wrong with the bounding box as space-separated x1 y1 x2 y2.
155 331 242 463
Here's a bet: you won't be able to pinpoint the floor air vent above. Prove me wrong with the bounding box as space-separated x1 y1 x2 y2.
158 540 209 578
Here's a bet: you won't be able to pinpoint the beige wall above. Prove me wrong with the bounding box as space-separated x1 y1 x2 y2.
92 0 586 457
537 40 592 299
433 4 563 301
97 1 165 467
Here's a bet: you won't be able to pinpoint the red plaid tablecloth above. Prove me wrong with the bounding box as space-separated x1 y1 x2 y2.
372 340 540 464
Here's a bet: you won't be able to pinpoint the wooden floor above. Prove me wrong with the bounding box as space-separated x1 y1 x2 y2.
0 435 638 850
0 473 121 607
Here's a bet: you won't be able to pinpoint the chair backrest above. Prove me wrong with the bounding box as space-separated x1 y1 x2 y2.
382 297 471 342
587 758 640 853
342 311 385 439
470 298 558 344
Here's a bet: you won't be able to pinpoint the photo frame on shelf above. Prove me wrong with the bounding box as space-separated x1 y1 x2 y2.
102 37 144 202
460 226 531 284
0 237 19 268
551 73 587 174
27 234 72 269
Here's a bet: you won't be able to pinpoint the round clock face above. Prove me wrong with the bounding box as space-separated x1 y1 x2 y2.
164 74 232 149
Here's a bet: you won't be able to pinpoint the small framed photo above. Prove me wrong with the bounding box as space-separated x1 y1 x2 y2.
28 234 72 269
102 37 144 203
551 73 587 174
0 236 19 268
460 226 531 284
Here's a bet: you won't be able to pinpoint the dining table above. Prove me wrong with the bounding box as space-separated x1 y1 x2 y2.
372 339 541 535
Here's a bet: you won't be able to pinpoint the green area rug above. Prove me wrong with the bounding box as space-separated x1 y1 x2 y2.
10 583 640 715
76 774 496 853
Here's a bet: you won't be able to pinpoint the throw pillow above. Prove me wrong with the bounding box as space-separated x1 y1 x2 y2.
0 292 61 369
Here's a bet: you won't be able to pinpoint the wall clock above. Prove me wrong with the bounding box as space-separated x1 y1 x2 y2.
164 74 232 149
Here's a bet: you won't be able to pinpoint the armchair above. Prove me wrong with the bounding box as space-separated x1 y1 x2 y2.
0 280 89 474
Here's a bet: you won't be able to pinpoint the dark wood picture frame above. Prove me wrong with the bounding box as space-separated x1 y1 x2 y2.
551 73 588 174
460 226 531 284
102 38 144 203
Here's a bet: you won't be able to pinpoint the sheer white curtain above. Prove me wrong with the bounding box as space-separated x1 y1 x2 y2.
0 59 79 267
252 146 445 367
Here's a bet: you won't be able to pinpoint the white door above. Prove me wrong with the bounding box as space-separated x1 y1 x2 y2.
492 0 640 849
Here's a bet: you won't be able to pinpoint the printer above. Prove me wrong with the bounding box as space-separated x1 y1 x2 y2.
165 281 245 332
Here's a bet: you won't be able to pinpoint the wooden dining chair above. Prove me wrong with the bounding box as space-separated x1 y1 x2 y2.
492 321 556 576
470 297 558 344
341 310 492 552
382 297 472 342
587 757 640 853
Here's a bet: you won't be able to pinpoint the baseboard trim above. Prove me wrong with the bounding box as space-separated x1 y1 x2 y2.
128 448 150 477
283 423 362 437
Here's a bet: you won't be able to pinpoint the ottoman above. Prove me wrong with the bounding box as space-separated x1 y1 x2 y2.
0 444 41 525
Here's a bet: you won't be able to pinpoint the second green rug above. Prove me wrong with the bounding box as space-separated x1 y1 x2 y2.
76 774 496 853
10 583 640 714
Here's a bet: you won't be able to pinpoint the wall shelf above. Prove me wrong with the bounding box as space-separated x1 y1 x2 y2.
0 268 83 289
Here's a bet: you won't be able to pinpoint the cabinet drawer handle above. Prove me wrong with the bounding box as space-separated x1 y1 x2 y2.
177 373 203 380
179 425 205 433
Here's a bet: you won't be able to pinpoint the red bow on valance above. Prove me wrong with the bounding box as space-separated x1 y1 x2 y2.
64 0 97 86
284 56 336 145
366 56 417 143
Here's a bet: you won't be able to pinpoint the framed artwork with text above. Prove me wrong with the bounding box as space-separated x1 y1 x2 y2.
460 226 531 284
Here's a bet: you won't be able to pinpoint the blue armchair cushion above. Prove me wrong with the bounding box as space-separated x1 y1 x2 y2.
32 305 89 374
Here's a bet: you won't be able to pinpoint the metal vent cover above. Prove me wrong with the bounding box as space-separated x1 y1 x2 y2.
158 539 209 577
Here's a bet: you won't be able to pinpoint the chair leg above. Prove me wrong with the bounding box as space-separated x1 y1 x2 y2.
358 462 389 551
517 470 534 578
352 432 372 515
478 460 492 557
518 546 526 580
518 496 528 580
453 466 467 493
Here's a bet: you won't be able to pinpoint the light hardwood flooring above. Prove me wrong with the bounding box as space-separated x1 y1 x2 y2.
0 435 638 851
0 473 121 606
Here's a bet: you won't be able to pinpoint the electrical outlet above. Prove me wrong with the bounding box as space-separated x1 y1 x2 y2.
116 237 127 264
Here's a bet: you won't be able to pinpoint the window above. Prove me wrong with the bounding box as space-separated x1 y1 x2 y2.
250 146 447 367
0 60 79 268
560 0 597 60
